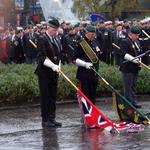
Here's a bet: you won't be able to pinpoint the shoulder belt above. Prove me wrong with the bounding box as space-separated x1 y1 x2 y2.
80 40 98 64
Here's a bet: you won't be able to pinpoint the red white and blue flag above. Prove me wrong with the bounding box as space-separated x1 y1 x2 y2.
78 92 113 131
59 70 144 134
77 89 144 133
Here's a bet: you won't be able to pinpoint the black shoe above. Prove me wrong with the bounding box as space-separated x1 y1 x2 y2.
51 120 62 127
132 103 142 109
42 121 55 127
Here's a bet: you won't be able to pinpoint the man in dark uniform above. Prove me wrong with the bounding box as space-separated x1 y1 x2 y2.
35 18 62 127
112 23 127 66
13 28 24 64
64 25 79 64
74 25 102 104
103 21 113 65
120 26 142 108
24 25 37 64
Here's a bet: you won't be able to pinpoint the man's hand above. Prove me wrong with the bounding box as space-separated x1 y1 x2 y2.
124 53 140 64
44 57 60 72
75 58 93 69
85 62 93 69
52 64 60 73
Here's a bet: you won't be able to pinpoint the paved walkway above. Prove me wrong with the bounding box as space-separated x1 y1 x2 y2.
0 100 149 150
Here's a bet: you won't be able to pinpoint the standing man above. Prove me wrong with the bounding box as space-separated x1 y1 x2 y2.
24 25 37 64
112 23 127 66
35 18 62 127
120 26 142 108
74 25 102 104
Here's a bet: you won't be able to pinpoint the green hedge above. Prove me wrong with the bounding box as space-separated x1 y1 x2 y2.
0 62 149 104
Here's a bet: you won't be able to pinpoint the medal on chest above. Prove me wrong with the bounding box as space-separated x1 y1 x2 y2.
132 44 135 49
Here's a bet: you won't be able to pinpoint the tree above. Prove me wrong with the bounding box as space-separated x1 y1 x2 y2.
72 0 101 19
72 0 149 20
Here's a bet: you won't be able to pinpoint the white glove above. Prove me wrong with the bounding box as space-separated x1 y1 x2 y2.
51 64 60 72
75 58 93 69
124 53 140 64
85 62 93 69
44 58 60 72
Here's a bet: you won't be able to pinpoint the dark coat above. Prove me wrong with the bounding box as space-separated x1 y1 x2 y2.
35 33 62 77
24 32 37 58
74 36 101 81
119 37 141 74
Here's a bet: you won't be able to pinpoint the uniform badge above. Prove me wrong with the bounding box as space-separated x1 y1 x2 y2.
104 32 108 36
54 56 57 61
96 46 100 52
14 41 19 46
132 44 135 49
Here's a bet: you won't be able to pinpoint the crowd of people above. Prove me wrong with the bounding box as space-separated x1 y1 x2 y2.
0 18 150 127
0 18 149 65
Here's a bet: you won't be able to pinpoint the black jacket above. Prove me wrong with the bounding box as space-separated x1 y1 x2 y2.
35 33 62 76
74 36 101 81
119 37 141 74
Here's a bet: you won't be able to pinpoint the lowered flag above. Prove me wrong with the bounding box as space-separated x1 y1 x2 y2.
90 68 150 125
113 92 150 125
59 70 144 133
77 90 144 133
78 92 113 131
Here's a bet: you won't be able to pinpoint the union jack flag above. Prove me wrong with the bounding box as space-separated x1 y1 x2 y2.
77 90 114 132
59 70 144 133
77 89 144 133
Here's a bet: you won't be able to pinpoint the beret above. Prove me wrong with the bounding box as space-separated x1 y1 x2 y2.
69 24 75 30
99 20 104 24
130 26 141 34
74 22 80 28
86 25 96 32
48 19 60 29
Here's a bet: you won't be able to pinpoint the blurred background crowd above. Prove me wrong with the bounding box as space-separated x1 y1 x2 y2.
0 0 150 65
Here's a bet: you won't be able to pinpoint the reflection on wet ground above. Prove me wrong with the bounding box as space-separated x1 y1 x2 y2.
0 100 149 150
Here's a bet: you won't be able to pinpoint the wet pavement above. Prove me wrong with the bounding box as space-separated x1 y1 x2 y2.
0 99 150 150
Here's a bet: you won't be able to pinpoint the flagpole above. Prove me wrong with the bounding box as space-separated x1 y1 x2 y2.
59 70 79 91
59 69 120 132
91 67 150 124
29 40 37 48
142 30 150 39
59 69 145 132
124 50 150 63
112 43 150 70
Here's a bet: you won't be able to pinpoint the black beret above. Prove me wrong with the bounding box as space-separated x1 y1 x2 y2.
130 26 141 34
48 19 60 29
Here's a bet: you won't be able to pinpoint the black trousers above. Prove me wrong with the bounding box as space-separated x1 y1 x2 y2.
38 73 58 122
78 79 98 104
